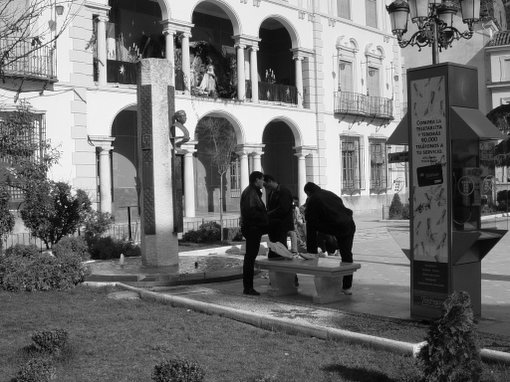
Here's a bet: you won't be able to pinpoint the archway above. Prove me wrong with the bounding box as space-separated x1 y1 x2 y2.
262 121 298 197
195 115 239 213
111 108 138 223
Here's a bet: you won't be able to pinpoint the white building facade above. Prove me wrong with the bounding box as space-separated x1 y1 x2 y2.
1 0 408 222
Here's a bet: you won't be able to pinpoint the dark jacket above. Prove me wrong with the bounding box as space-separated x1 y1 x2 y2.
266 184 294 232
240 183 269 230
305 188 354 236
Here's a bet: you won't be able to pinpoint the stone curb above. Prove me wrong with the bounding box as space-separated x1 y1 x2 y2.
83 281 510 365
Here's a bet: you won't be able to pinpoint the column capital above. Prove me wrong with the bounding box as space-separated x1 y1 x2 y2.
233 34 261 47
161 19 193 35
250 45 259 52
85 1 110 17
290 47 314 60
180 140 198 154
239 143 265 155
88 135 115 151
294 145 316 157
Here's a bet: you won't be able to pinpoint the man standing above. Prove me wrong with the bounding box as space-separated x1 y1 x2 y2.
304 182 356 295
240 171 268 296
263 174 294 259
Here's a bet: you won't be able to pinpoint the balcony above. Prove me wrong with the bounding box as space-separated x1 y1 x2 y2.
0 38 56 81
334 91 393 121
259 81 297 105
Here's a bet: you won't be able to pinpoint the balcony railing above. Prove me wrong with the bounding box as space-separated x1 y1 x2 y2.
334 91 393 120
105 59 137 84
0 38 56 81
259 81 297 104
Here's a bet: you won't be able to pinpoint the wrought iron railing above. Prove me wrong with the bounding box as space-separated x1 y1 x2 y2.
368 96 393 119
0 38 56 80
334 91 393 120
258 81 297 104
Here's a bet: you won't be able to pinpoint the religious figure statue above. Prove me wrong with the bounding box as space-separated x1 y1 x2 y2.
170 110 190 148
198 58 217 96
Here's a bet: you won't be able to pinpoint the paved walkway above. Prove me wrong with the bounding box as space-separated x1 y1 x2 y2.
89 213 510 361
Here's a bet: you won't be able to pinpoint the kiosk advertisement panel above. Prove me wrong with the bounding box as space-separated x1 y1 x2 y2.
410 75 449 316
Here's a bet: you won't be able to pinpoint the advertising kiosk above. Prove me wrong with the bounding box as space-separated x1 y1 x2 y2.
388 63 506 319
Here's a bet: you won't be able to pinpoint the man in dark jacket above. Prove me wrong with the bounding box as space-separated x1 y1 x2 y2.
263 174 294 259
240 171 268 296
304 182 356 294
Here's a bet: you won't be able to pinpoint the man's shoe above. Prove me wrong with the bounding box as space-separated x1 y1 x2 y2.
342 288 352 295
243 289 260 296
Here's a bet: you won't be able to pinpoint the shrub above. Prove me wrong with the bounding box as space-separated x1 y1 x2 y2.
5 244 40 258
182 221 221 243
20 181 92 249
417 291 482 382
52 236 90 261
87 236 140 260
14 357 56 382
222 227 243 242
496 190 509 211
152 359 205 382
0 245 88 291
0 188 15 251
389 193 404 219
31 329 68 354
82 210 113 245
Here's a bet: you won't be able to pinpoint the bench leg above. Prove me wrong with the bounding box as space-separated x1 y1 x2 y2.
313 276 344 303
267 271 298 297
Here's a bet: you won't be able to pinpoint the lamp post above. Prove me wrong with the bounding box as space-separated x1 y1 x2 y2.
386 0 481 64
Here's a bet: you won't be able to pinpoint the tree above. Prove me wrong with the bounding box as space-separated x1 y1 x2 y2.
196 117 237 241
0 101 60 245
20 181 92 249
0 0 74 81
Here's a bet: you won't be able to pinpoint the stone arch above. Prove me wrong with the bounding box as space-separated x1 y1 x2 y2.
267 115 303 147
193 109 245 144
190 0 243 36
259 14 300 49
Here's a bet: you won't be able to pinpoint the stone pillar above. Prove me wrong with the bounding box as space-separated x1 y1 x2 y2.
237 149 249 191
137 58 179 269
294 55 304 108
181 32 191 93
88 135 115 213
252 152 261 172
96 15 107 86
163 28 175 82
296 152 307 205
250 46 259 102
236 42 246 100
181 141 197 218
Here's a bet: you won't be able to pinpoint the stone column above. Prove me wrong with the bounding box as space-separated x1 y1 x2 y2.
181 141 197 218
181 32 191 93
252 152 261 172
88 135 115 213
96 15 107 86
250 46 259 103
296 152 307 204
137 58 179 269
235 42 246 100
237 149 249 191
163 28 175 83
294 55 304 108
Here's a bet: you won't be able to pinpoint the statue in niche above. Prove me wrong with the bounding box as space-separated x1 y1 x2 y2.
198 57 217 96
170 110 190 149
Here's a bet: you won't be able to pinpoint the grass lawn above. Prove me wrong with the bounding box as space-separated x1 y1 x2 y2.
1 285 510 382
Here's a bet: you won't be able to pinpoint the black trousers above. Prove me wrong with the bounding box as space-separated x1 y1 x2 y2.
241 226 263 290
335 227 355 289
267 221 288 258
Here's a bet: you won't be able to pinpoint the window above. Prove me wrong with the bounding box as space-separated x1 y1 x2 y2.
0 110 46 201
367 66 380 96
229 156 241 197
338 60 353 92
370 140 387 193
337 0 350 19
341 136 361 193
366 0 377 28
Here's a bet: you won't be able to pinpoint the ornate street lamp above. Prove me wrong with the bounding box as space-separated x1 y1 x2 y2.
386 0 481 64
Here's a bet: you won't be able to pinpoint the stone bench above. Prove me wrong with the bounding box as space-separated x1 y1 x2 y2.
255 257 361 304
